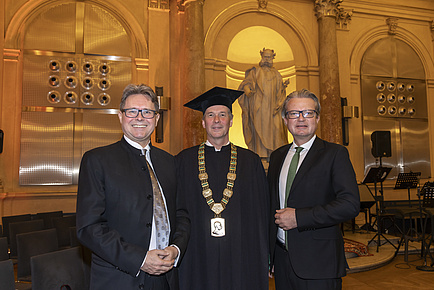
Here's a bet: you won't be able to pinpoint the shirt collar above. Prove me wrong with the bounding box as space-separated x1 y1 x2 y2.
123 135 150 155
291 135 316 152
205 140 230 152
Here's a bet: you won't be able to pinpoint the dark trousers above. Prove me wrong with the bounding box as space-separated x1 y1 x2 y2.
274 242 342 290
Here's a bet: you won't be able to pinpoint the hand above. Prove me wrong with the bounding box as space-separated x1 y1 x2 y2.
275 208 297 230
140 249 175 275
244 86 254 97
162 245 179 261
268 265 274 278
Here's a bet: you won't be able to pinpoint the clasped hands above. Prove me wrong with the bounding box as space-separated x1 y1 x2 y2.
141 246 178 275
275 207 297 230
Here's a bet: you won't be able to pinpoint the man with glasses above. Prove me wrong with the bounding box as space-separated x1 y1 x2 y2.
76 84 190 290
267 89 360 289
176 87 269 290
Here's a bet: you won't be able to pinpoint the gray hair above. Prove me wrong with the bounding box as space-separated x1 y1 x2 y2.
281 89 321 118
119 84 159 111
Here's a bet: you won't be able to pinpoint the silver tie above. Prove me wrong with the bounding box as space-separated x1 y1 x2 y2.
144 150 169 250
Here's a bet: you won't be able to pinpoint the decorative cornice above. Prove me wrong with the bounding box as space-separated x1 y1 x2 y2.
177 0 185 12
431 20 434 41
336 7 352 30
148 0 169 10
258 0 268 11
386 17 399 35
314 0 343 19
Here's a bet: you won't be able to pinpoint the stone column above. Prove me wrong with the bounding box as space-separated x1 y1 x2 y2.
314 0 342 144
183 0 206 149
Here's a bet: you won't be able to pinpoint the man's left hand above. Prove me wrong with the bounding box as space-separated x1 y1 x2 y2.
162 246 178 261
275 208 297 230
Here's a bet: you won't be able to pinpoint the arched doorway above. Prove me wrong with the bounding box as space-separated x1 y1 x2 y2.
361 37 430 180
226 26 295 148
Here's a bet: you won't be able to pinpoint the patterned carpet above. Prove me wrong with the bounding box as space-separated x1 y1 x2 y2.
344 238 372 257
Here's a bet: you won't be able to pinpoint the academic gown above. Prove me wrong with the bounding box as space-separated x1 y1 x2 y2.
176 144 269 290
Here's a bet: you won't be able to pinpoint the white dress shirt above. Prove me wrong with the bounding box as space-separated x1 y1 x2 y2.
123 136 180 273
277 135 316 243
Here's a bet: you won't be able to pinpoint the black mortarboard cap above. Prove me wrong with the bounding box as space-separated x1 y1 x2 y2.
184 86 243 113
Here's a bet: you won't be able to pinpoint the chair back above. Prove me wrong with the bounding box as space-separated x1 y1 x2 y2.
0 237 9 261
0 259 15 290
31 246 90 290
16 228 58 281
2 214 32 244
9 219 45 258
35 211 63 229
53 215 76 248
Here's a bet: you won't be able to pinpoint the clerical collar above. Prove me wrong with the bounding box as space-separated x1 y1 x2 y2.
205 140 230 152
292 135 316 152
123 135 150 155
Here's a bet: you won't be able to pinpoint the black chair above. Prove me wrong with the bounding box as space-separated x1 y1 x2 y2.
0 259 15 290
0 236 9 261
70 226 79 247
16 228 58 281
2 214 32 244
9 219 45 258
31 246 90 290
35 211 63 229
53 215 76 248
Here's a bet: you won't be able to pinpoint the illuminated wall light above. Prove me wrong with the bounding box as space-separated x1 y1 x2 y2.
64 91 77 104
98 93 110 106
65 61 77 73
81 92 94 105
49 60 60 71
47 91 61 103
48 75 60 87
64 76 77 89
82 62 94 74
99 63 110 75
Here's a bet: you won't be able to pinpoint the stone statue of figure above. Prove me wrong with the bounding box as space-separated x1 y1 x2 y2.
238 48 289 158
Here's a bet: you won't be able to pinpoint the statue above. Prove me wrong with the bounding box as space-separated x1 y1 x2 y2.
238 48 289 158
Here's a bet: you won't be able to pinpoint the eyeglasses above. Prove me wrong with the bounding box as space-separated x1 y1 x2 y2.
122 108 159 119
285 110 317 119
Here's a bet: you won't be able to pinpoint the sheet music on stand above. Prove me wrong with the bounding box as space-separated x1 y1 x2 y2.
394 172 421 207
394 172 421 189
362 167 392 184
422 182 434 208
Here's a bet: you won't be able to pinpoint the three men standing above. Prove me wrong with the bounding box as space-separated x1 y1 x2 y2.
77 83 359 290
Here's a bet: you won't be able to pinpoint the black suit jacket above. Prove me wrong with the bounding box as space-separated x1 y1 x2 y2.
76 138 190 289
268 137 360 279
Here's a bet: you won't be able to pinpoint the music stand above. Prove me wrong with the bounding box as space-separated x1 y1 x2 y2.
416 183 434 271
363 166 394 252
394 172 421 207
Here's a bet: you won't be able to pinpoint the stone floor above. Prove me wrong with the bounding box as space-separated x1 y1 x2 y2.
269 229 434 289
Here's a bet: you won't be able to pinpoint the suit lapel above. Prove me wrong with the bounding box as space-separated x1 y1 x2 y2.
290 138 325 193
271 144 291 204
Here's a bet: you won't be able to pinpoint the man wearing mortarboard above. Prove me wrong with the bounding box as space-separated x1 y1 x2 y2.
175 87 269 290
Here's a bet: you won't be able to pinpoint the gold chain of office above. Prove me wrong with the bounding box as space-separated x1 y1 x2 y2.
198 142 237 217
